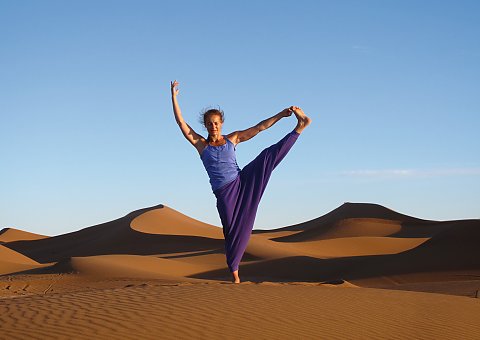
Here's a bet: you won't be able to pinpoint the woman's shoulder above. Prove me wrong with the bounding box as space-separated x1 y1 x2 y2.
225 132 238 146
196 137 208 156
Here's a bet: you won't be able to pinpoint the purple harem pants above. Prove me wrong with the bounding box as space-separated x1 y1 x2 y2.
213 130 299 272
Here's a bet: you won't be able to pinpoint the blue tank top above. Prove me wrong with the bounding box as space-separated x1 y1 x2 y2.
200 136 241 192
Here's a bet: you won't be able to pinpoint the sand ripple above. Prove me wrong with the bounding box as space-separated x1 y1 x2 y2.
1 283 480 340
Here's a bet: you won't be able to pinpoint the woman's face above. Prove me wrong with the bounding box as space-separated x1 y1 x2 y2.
205 114 223 136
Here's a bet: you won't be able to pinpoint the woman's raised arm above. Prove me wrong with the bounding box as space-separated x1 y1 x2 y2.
227 107 293 145
170 81 206 154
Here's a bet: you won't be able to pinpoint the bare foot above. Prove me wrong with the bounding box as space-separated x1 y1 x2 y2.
292 106 312 134
232 270 241 284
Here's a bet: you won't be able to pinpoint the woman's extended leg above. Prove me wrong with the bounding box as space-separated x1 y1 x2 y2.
215 130 300 281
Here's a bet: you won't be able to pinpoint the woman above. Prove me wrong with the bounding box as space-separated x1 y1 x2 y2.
170 80 311 283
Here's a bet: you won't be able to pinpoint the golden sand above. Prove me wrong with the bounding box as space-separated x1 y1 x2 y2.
1 203 479 339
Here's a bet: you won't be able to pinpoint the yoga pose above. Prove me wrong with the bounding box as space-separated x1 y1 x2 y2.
170 80 311 283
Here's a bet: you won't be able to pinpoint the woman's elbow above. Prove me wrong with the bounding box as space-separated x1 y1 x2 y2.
256 123 265 132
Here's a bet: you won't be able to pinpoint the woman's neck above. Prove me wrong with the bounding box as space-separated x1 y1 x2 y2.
208 134 226 146
209 134 222 143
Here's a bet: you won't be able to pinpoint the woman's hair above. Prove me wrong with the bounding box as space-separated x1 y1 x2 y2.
198 106 225 128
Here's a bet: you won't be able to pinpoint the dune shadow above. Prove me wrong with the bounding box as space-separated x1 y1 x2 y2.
161 249 224 259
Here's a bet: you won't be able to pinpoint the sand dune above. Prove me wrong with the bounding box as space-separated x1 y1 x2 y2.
245 234 428 260
0 245 50 275
258 202 448 242
5 204 225 264
70 255 206 280
2 203 479 287
0 227 48 243
131 206 223 239
258 217 403 240
281 236 429 257
195 218 480 284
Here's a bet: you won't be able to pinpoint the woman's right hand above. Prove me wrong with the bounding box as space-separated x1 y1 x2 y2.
280 107 293 117
171 80 179 97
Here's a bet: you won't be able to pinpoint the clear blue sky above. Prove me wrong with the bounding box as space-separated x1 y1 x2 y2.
1 0 479 236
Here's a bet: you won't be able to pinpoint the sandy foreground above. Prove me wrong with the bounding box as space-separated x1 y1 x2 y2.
1 203 479 339
1 278 480 340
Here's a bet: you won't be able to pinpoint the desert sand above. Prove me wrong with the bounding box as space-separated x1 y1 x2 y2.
1 202 479 339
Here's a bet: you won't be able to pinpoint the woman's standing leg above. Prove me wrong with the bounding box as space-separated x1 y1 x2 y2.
216 130 300 280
